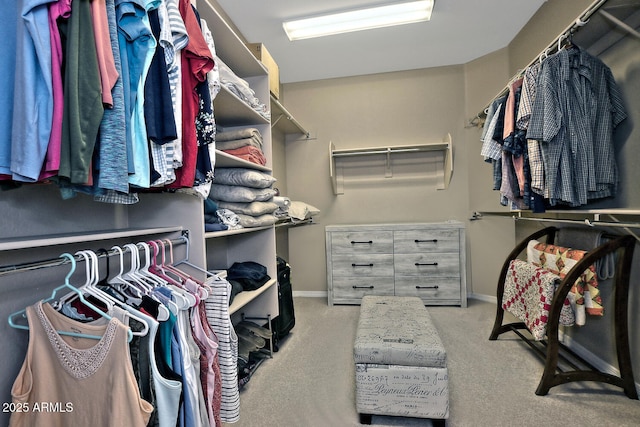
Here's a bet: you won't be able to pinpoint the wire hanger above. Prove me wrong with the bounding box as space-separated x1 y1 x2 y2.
8 253 132 342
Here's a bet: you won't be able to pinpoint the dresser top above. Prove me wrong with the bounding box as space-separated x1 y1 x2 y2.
326 221 464 232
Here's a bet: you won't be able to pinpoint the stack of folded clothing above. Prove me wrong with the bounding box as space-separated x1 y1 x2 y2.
203 199 228 232
226 261 272 302
217 127 267 166
209 168 278 228
217 57 270 122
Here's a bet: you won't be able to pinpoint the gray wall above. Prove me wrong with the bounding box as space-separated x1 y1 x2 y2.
281 65 469 295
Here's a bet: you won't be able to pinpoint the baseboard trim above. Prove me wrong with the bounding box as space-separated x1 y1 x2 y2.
292 291 327 298
468 293 497 304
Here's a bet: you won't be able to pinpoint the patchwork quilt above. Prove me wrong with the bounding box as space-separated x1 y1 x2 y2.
502 259 575 340
527 240 602 326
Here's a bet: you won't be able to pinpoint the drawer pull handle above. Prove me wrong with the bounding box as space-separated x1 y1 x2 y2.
415 239 438 243
351 240 373 244
416 285 439 290
352 285 375 289
415 262 438 266
352 263 374 267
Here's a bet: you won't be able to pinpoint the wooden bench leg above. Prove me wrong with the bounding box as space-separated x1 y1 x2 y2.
359 413 372 425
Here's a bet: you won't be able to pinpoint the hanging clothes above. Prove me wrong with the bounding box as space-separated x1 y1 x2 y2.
168 0 214 189
204 274 240 423
526 46 627 207
481 45 626 210
10 301 153 427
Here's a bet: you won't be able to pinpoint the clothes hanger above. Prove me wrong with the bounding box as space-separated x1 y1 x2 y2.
81 249 150 337
72 250 115 312
122 243 154 292
136 242 168 287
8 253 132 342
154 240 197 309
94 248 130 303
108 245 145 299
163 239 209 300
106 245 170 322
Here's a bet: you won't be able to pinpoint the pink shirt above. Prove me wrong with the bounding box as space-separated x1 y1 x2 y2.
40 0 72 180
91 0 118 107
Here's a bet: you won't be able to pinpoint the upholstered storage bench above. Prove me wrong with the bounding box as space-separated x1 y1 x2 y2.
354 295 449 425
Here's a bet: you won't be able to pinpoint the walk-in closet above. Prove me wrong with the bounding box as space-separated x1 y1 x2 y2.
2 0 640 425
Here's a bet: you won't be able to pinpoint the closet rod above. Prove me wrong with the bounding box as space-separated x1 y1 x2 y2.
511 216 640 228
475 212 640 243
470 0 609 124
475 212 640 227
0 237 187 278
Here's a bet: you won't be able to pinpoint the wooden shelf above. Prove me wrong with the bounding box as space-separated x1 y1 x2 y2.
329 133 453 195
214 87 270 127
204 225 273 239
0 227 184 251
229 278 277 316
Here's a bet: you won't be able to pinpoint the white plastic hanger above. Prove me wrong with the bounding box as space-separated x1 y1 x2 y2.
8 253 132 342
108 245 145 299
81 250 149 338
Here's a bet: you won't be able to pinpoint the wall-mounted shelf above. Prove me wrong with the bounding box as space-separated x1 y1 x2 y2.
329 133 453 195
0 226 184 251
270 95 310 138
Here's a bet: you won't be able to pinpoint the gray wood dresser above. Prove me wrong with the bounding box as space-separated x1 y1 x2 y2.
325 222 467 307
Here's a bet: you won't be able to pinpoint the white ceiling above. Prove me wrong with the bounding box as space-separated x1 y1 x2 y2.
214 0 548 83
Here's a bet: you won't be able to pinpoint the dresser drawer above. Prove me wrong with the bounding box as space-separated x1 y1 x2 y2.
394 229 460 253
329 231 393 254
394 253 460 277
331 277 395 304
331 254 394 277
394 276 461 303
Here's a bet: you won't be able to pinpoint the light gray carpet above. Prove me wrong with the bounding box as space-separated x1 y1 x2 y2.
224 298 640 426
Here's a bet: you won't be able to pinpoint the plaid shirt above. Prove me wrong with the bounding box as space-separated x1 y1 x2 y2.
481 97 506 161
526 47 626 207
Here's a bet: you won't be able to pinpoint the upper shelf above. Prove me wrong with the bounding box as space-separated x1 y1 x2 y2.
0 227 184 251
270 95 309 138
329 134 453 195
197 0 267 79
214 87 270 127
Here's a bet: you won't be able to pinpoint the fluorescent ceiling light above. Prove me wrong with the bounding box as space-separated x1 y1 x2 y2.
283 1 434 41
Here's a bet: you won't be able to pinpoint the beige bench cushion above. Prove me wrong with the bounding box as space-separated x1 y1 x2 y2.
354 295 446 367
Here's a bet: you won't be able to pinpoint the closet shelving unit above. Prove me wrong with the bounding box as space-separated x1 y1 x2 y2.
198 0 279 323
329 133 453 195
